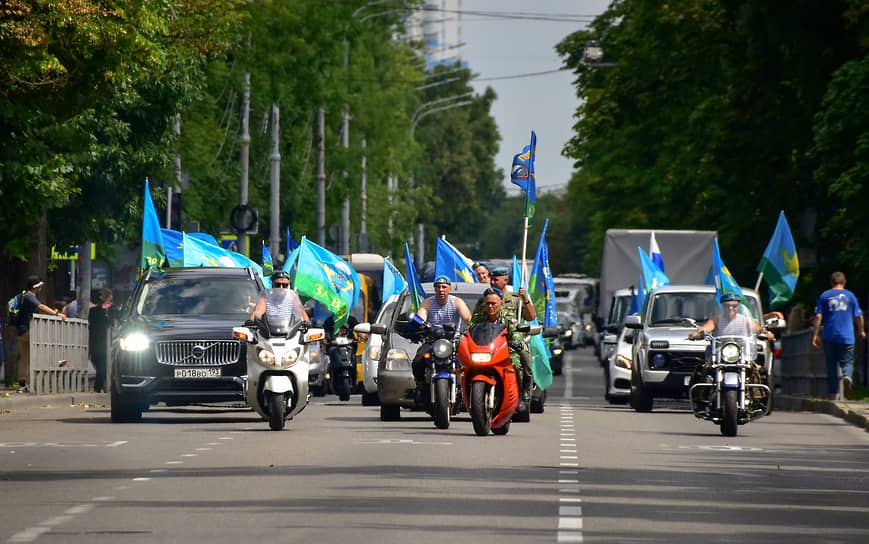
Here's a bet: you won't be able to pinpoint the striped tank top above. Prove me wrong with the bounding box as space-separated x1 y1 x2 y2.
427 295 460 327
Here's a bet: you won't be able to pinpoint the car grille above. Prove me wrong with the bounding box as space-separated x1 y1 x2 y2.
156 340 242 366
648 350 704 372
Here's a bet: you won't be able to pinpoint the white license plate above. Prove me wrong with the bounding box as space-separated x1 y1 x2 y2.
174 367 221 379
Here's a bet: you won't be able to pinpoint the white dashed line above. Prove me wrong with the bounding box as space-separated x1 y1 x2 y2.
557 402 583 544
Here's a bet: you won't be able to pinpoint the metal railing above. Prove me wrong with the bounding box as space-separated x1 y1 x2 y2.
28 314 91 394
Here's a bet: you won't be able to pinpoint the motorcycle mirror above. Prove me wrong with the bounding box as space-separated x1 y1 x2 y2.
624 314 642 329
764 317 787 330
303 328 326 344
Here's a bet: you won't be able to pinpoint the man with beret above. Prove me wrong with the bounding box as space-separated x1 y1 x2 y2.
471 266 537 410
411 275 472 405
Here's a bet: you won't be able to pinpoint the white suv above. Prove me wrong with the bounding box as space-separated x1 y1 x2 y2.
624 285 772 412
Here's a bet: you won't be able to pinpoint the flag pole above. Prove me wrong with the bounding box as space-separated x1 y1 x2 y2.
521 215 529 290
754 272 764 292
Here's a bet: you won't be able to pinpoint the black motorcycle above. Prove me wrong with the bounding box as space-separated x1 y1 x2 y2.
326 323 358 402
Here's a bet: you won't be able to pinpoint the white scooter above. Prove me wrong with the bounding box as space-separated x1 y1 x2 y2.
233 289 324 430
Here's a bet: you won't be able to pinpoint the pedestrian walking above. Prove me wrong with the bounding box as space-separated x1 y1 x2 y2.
812 271 866 400
88 288 116 393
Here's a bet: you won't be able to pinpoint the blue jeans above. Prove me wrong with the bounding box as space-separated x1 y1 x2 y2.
823 341 854 395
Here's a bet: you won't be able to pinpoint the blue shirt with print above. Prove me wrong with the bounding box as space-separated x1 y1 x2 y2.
814 288 863 344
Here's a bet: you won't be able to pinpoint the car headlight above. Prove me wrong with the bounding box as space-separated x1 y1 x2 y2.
119 333 150 352
385 349 410 371
258 349 276 365
281 348 300 366
432 338 453 359
615 354 632 369
367 344 381 361
721 343 741 363
584 324 593 332
471 352 492 363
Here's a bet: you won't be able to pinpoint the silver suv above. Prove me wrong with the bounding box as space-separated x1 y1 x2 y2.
624 285 771 412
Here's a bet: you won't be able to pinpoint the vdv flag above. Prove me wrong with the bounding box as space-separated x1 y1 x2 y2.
435 237 477 283
510 131 537 220
529 332 552 391
512 255 525 290
756 211 799 307
161 228 185 268
404 242 427 312
286 227 300 255
712 239 742 303
262 241 274 288
182 233 264 276
528 219 557 328
291 238 360 331
382 258 407 304
650 232 664 272
638 247 670 294
141 179 166 271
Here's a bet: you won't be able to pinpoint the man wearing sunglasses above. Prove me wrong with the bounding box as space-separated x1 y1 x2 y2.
689 293 772 340
250 271 309 322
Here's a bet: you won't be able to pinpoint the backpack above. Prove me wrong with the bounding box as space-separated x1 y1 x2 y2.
6 291 24 327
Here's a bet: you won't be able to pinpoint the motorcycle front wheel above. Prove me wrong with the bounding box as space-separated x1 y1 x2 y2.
433 379 451 429
470 381 493 436
720 389 738 437
337 375 351 402
268 391 286 431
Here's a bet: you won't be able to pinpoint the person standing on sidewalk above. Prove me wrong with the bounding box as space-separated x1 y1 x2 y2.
14 276 67 389
812 271 866 400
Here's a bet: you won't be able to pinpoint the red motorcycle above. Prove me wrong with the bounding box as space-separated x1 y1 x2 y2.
458 322 543 436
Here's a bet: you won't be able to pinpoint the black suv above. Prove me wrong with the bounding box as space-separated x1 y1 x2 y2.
110 267 264 422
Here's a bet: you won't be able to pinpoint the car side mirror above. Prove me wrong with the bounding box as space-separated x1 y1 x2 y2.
354 323 371 334
624 314 642 329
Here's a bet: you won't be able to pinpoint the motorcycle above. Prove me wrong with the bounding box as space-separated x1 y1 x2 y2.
421 322 463 429
326 323 358 402
457 321 542 436
232 290 324 431
688 332 771 437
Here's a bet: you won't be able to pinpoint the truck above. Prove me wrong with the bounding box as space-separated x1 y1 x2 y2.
597 229 718 325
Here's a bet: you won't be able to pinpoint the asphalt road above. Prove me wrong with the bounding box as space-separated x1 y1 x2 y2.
1 349 867 544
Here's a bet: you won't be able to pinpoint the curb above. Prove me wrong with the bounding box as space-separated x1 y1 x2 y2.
776 394 869 432
0 392 109 413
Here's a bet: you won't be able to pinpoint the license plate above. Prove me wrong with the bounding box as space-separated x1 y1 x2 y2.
174 367 221 379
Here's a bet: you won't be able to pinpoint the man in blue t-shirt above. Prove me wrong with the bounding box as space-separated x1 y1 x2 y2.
812 271 866 400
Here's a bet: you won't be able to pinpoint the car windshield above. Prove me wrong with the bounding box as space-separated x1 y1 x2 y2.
648 292 761 326
136 277 259 318
609 294 632 326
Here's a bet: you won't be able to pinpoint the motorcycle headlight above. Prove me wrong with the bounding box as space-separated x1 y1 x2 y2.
258 349 276 365
553 348 563 356
119 333 150 352
721 343 741 363
584 324 593 332
432 338 453 359
470 352 492 363
281 348 300 366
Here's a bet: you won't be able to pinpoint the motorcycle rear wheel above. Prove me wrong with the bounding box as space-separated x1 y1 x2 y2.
337 376 351 402
470 381 493 436
433 379 451 429
720 389 738 437
268 391 286 431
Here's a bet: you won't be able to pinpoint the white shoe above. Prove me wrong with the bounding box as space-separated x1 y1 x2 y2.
842 376 853 400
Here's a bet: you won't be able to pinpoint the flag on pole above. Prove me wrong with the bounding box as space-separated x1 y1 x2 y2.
382 258 407 304
650 232 664 272
635 247 670 311
510 131 537 220
404 242 426 312
161 228 185 267
262 241 274 277
435 237 477 283
512 255 524 290
756 211 799 307
528 219 557 328
290 238 360 331
141 179 166 272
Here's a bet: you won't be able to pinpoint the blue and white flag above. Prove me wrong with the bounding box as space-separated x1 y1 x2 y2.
650 232 664 272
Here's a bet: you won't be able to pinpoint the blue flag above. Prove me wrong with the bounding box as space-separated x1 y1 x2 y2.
404 242 427 312
629 285 643 315
528 219 557 328
182 233 263 276
638 246 670 294
262 241 274 276
712 239 742 303
141 179 166 271
756 211 799 307
435 237 477 283
512 255 525 290
286 226 300 256
161 228 185 267
382 258 407 304
510 131 537 220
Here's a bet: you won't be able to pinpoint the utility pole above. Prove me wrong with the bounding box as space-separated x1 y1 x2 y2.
168 114 180 229
360 138 367 235
316 107 326 247
269 104 280 259
341 108 350 255
238 71 251 256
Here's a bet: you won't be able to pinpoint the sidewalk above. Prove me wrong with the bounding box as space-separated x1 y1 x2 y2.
776 394 869 432
0 385 108 413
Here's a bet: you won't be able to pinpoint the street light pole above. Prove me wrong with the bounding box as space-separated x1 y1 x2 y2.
269 104 281 259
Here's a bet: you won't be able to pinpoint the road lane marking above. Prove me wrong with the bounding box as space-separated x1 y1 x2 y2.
63 505 93 515
557 402 583 544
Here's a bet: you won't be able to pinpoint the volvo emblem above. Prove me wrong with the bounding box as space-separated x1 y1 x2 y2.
191 345 206 359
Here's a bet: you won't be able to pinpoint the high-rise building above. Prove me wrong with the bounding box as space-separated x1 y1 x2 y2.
405 1 463 67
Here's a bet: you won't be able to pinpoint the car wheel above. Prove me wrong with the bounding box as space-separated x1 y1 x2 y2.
110 386 142 423
361 391 379 406
630 380 654 412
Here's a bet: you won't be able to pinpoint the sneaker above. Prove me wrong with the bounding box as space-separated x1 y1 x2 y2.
842 376 853 400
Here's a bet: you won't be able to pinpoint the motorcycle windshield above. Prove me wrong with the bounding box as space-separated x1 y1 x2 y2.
468 320 506 346
261 288 303 337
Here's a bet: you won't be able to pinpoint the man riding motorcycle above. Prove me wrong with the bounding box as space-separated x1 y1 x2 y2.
411 275 472 405
250 271 309 323
468 286 526 374
471 267 536 410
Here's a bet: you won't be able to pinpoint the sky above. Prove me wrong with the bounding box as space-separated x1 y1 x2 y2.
460 0 612 195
